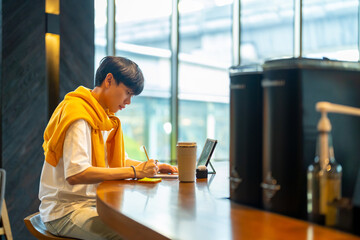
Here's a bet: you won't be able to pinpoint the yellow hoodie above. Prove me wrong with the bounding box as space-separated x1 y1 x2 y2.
43 86 125 168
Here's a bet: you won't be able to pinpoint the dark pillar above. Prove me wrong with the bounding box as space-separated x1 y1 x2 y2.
0 1 94 238
60 0 94 99
1 1 46 239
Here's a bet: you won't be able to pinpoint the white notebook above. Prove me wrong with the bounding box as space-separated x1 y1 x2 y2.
152 173 179 179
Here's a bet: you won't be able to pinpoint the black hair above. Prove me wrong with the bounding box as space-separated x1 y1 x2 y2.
95 56 144 95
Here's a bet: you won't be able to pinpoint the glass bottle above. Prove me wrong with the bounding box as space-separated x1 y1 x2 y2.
307 132 342 226
321 133 342 226
307 134 324 224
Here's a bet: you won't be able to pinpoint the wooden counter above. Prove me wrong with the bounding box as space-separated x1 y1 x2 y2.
96 162 360 240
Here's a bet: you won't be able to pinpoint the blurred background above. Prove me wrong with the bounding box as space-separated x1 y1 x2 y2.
94 0 359 162
1 0 359 238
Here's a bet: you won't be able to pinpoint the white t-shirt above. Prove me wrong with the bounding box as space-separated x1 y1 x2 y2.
39 119 112 222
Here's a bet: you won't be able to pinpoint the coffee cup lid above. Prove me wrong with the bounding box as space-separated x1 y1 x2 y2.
177 142 196 147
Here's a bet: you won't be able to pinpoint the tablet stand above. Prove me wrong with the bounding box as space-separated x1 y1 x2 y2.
208 161 216 174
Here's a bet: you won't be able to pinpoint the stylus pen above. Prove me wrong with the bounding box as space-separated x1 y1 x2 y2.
143 145 150 162
142 146 158 170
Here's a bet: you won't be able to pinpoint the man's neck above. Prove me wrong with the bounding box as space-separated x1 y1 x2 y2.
91 87 107 110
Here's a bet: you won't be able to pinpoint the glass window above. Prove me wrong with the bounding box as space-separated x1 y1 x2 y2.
115 0 172 161
94 0 107 71
96 0 360 163
303 0 359 61
178 0 232 160
240 0 294 64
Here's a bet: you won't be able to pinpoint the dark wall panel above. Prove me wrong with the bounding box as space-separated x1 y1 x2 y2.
1 0 46 239
60 0 94 100
0 0 2 172
1 0 94 239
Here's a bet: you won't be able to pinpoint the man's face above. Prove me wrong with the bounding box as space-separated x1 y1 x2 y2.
103 74 134 113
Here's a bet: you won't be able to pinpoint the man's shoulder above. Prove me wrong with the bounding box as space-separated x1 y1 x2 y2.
62 97 88 110
61 100 94 122
60 101 94 130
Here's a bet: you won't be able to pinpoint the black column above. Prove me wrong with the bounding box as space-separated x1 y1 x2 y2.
1 1 46 239
1 0 94 238
60 0 94 99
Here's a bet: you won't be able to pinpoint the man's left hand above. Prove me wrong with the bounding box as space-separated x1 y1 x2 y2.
157 163 178 174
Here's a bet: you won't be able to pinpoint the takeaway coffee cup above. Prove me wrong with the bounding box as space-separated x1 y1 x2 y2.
177 142 197 182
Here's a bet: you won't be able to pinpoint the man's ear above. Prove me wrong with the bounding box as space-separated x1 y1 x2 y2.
104 73 113 88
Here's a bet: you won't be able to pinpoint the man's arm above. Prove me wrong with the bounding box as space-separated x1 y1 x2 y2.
125 157 178 174
125 158 142 167
66 160 158 185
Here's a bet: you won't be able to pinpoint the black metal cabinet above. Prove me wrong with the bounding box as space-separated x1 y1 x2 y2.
261 58 360 220
229 65 263 209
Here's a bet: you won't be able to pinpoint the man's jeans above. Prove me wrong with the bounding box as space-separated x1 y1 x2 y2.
44 204 122 240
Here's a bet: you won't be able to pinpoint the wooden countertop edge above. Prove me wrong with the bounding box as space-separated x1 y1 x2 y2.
96 195 171 240
230 202 360 239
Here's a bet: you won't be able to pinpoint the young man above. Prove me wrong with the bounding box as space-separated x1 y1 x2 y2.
39 56 177 240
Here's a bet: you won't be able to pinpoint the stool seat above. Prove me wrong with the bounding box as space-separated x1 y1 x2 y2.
24 212 77 240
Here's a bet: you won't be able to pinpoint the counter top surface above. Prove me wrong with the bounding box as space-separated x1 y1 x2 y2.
96 161 360 240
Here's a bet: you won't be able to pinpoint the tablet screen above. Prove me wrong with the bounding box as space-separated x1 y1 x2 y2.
197 139 217 167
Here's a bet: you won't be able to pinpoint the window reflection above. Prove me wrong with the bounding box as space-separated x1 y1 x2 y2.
114 0 171 161
115 0 171 50
240 0 294 64
303 0 359 61
179 0 232 160
94 0 360 162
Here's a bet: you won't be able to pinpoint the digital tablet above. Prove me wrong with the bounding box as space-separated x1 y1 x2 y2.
150 138 218 178
196 138 218 167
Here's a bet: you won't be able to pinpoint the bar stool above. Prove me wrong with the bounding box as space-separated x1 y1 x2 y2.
24 212 78 240
0 169 13 240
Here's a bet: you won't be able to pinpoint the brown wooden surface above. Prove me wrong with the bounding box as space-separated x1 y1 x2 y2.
96 162 360 240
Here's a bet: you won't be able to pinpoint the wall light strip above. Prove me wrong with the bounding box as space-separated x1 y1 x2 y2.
46 0 60 15
45 0 60 118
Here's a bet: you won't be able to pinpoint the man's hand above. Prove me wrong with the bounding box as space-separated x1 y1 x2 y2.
157 163 178 174
135 159 158 179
